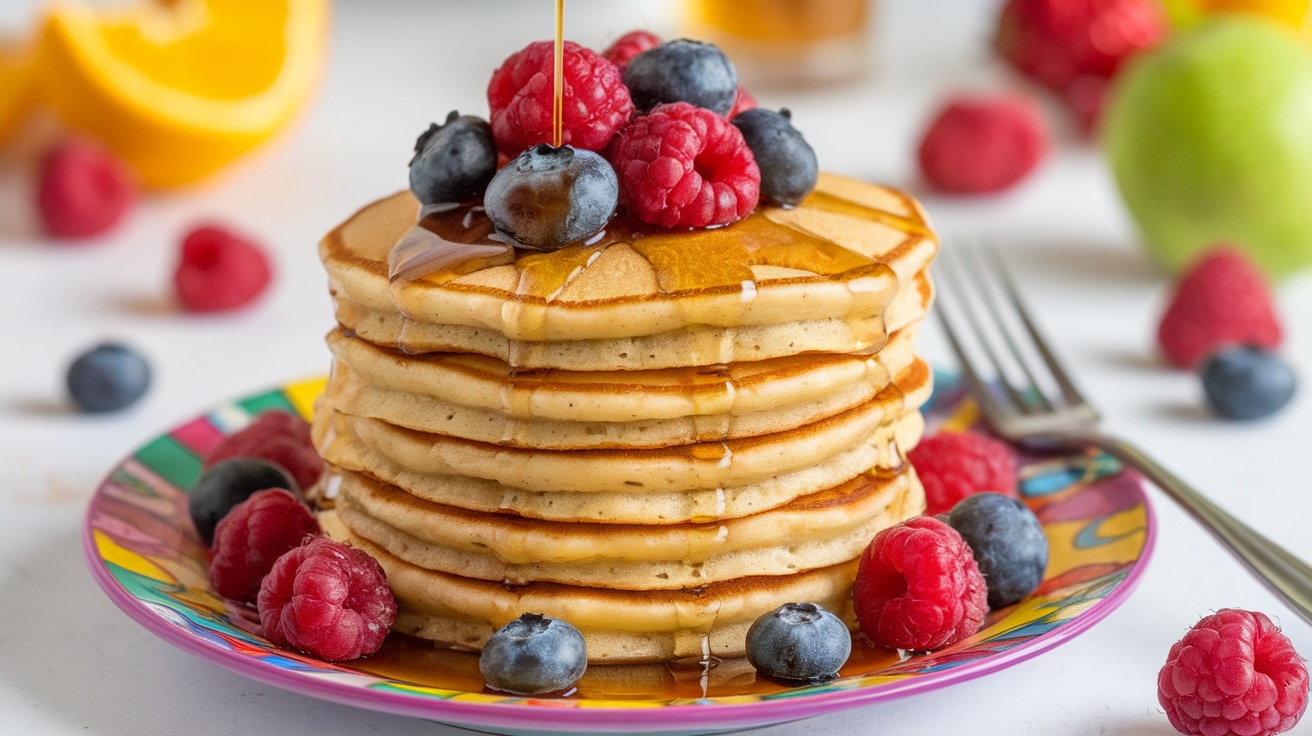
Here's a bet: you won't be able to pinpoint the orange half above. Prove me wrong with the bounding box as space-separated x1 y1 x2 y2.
37 0 328 188
0 33 37 145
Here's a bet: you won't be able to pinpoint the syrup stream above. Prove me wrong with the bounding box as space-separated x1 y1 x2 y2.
553 0 564 148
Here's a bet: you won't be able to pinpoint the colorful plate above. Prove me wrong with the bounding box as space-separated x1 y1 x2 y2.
83 375 1155 736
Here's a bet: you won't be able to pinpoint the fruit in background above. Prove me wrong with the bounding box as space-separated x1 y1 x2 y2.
36 0 327 189
0 34 36 145
916 95 1048 194
66 342 151 413
995 0 1168 92
1163 0 1312 34
1200 347 1297 420
37 137 137 239
1156 248 1282 369
173 224 273 312
1104 17 1312 277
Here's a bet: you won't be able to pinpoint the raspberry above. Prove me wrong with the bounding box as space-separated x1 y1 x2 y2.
487 40 633 160
601 30 660 71
205 410 323 492
258 537 396 661
854 516 988 651
1063 74 1108 138
908 431 1018 517
729 86 758 120
37 137 136 239
209 488 321 605
917 95 1048 194
995 0 1167 92
607 102 760 228
1158 609 1308 736
1158 248 1283 369
173 224 273 313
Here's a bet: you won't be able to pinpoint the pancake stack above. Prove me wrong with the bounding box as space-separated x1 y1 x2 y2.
312 171 938 663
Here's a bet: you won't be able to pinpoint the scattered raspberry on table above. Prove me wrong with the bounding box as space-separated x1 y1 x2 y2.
917 95 1048 194
173 224 273 313
37 137 137 239
1158 608 1308 736
1157 247 1283 370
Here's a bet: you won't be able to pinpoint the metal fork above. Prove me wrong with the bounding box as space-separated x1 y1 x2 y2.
935 242 1312 626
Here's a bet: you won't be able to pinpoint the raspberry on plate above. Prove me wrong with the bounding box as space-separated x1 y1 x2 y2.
1158 609 1308 736
258 537 396 661
907 430 1018 517
204 410 323 492
173 224 273 313
37 137 137 239
607 101 760 229
1157 247 1283 369
854 516 988 651
917 95 1048 194
995 0 1167 92
487 40 633 160
601 30 661 71
209 488 321 605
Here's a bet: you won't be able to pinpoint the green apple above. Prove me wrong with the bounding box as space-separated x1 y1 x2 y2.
1103 16 1312 277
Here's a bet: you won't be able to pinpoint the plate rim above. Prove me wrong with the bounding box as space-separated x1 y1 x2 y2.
82 380 1158 734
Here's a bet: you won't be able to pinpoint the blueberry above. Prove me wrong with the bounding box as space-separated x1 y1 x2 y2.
1201 346 1297 420
66 342 151 413
745 602 851 684
188 458 296 546
479 613 588 695
623 39 738 116
483 144 618 250
733 108 818 207
946 492 1048 609
408 111 497 206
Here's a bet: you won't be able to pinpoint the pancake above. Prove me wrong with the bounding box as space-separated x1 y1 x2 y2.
323 510 865 663
321 324 921 449
315 408 925 524
321 171 936 370
315 358 930 495
330 467 920 589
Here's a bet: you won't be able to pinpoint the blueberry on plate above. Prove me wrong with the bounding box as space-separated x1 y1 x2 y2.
1200 346 1297 420
408 111 498 206
733 108 818 207
745 602 851 684
479 613 588 695
946 492 1048 609
66 342 151 413
623 39 738 116
483 144 618 250
188 458 296 546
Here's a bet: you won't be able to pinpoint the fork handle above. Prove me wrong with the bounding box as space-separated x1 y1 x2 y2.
1090 433 1312 626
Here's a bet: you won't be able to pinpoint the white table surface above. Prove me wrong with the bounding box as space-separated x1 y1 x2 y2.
3 1 1312 734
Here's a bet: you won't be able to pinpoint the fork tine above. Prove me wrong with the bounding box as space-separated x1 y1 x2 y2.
935 290 1014 423
938 244 1048 414
981 243 1092 410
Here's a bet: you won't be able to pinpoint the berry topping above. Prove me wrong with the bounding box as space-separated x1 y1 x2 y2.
487 40 633 160
1157 248 1283 369
607 102 760 229
995 0 1167 92
257 537 396 661
209 488 321 605
945 492 1048 608
745 602 851 684
729 86 758 120
37 137 137 239
854 516 988 652
409 111 498 206
1158 609 1308 736
623 39 739 116
205 410 323 492
732 108 818 207
1201 347 1298 421
65 342 151 413
188 458 296 546
601 30 661 71
173 224 273 313
917 95 1048 194
483 144 618 250
479 613 588 695
907 431 1018 517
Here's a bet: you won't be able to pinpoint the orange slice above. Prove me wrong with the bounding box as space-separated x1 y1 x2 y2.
0 33 37 145
36 0 328 188
1164 0 1312 36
